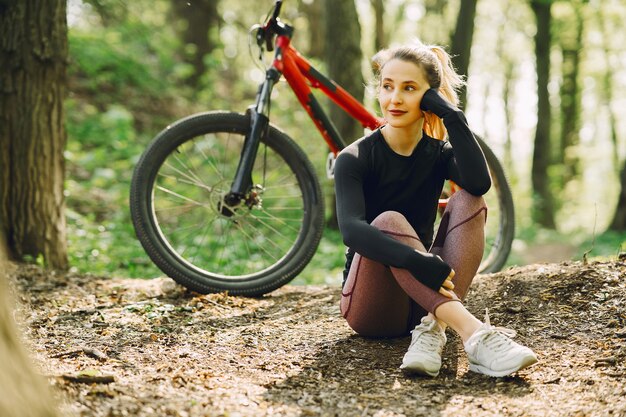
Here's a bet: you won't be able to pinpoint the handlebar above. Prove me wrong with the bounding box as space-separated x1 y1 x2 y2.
272 0 283 20
255 0 292 53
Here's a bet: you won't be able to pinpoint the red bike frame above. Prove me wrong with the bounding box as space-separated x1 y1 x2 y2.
272 35 383 155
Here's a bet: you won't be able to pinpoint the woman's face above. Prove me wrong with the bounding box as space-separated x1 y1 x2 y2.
378 59 430 130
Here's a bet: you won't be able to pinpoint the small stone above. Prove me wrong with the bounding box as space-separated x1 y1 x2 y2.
506 305 522 313
159 278 179 295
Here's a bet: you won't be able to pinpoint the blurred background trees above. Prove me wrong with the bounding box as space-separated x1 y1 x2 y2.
2 0 625 283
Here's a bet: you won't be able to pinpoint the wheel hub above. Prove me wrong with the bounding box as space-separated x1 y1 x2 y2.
214 185 264 218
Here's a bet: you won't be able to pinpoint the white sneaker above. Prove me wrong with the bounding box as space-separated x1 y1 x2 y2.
464 312 538 377
400 316 447 377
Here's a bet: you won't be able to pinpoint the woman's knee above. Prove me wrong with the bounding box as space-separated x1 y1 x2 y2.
448 189 487 211
371 210 410 230
371 211 424 250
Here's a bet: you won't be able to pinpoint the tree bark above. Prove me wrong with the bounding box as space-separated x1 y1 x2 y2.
170 0 219 88
371 0 386 51
0 0 68 268
596 3 625 230
502 59 515 177
609 159 626 231
324 0 364 145
300 0 324 59
490 1 516 179
324 0 364 228
596 4 620 170
557 2 584 185
530 0 556 229
449 0 478 110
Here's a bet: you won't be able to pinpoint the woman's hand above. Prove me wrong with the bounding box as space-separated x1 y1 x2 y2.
419 88 457 119
438 269 458 299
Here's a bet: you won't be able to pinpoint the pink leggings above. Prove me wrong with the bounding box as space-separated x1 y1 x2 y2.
340 190 487 337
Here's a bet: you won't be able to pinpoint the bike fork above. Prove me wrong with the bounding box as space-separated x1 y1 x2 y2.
222 68 280 215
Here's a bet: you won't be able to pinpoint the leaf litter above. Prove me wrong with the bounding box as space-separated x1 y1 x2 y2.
6 259 626 416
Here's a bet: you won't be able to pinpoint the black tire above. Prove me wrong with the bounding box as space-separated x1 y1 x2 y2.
476 136 515 273
130 112 324 296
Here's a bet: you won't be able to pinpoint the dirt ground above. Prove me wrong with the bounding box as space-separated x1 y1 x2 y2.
6 258 626 417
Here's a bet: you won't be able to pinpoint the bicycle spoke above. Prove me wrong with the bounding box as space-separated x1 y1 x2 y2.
253 208 302 233
155 202 202 213
255 206 300 211
231 219 283 262
170 151 209 187
155 185 205 207
216 220 233 269
263 182 300 190
252 215 302 223
261 193 301 201
195 136 229 182
246 212 296 243
181 216 208 263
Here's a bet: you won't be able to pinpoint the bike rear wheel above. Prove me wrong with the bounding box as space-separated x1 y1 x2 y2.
476 136 514 273
130 111 324 296
438 137 514 273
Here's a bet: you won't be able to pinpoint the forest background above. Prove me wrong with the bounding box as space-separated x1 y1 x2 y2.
2 0 625 284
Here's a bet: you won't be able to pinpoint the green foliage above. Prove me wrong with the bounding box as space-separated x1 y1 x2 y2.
293 228 345 286
578 231 626 261
64 4 185 279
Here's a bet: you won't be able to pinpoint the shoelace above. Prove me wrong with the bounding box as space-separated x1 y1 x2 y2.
475 309 518 353
483 308 517 336
409 320 443 351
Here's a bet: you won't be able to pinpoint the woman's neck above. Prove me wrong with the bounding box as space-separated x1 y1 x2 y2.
381 119 425 156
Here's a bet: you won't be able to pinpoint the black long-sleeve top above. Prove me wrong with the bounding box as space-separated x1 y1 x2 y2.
334 89 491 291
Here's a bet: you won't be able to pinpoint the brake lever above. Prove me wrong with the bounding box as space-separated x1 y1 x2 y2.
265 32 274 52
253 26 266 59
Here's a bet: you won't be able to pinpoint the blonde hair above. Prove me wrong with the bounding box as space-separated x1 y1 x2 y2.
371 42 465 140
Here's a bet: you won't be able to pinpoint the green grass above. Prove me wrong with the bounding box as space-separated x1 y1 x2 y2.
505 226 626 269
577 230 626 261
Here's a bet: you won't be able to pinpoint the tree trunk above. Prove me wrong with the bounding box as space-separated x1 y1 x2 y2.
300 0 324 59
170 0 219 88
324 0 364 228
609 159 626 231
597 4 620 170
530 0 556 229
0 0 68 269
557 2 584 185
597 3 625 230
449 0 478 110
502 59 515 178
0 235 60 416
498 2 516 180
371 0 386 51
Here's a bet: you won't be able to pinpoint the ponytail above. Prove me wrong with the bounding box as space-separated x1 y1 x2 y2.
423 45 464 140
429 45 464 107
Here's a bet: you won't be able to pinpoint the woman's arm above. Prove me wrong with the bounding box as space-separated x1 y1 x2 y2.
334 149 452 291
420 88 491 196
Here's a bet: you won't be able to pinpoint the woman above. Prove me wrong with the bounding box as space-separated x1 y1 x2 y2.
334 43 538 377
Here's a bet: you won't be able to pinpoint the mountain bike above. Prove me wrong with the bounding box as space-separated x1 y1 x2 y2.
130 0 514 296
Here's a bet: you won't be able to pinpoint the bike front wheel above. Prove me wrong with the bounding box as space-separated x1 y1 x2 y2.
130 111 324 296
